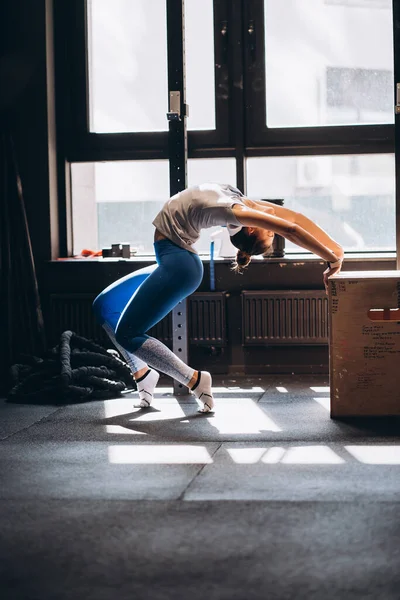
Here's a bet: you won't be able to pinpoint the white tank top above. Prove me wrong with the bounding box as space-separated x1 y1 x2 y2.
152 183 245 253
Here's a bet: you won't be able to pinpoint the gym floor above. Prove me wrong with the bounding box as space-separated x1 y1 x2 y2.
1 374 399 600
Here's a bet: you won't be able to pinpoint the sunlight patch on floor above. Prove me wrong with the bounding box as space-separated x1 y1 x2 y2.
227 447 286 464
118 398 281 434
103 394 279 435
103 397 137 419
313 397 330 411
282 445 344 464
345 446 400 464
262 447 287 463
208 399 281 434
106 425 146 435
227 448 267 463
227 445 344 464
103 397 188 433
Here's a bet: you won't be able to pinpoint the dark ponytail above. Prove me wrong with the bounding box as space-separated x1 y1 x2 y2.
232 249 252 274
230 227 272 274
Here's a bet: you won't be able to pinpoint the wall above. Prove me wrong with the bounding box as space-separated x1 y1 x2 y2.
2 0 59 268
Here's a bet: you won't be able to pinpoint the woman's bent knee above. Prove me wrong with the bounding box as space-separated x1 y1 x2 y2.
115 322 141 347
115 324 147 352
114 324 129 347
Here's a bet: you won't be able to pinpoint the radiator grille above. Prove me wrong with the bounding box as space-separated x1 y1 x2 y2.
49 292 226 347
50 294 105 345
242 291 328 345
188 292 226 346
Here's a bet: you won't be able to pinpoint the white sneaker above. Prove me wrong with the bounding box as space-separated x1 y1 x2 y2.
191 371 215 413
134 368 160 408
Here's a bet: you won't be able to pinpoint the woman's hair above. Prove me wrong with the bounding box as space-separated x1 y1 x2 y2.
230 227 273 274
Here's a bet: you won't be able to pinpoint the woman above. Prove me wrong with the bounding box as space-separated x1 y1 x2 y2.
93 183 343 413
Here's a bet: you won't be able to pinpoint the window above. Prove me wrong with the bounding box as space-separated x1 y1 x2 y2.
245 0 394 147
59 0 396 258
63 0 228 162
71 158 236 256
87 0 168 133
87 0 216 134
71 161 169 255
247 154 395 252
185 0 216 131
263 0 393 128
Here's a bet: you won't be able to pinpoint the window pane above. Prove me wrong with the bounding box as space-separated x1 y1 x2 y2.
71 159 236 257
185 0 216 130
87 0 216 134
264 0 394 127
247 154 395 252
188 158 237 253
71 161 169 255
87 0 168 133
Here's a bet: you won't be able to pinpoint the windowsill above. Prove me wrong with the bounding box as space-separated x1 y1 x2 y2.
52 252 397 264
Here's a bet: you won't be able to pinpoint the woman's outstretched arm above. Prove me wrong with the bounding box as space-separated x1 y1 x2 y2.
241 198 344 261
232 204 342 264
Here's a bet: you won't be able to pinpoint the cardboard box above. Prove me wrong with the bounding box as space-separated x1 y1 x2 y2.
329 271 400 417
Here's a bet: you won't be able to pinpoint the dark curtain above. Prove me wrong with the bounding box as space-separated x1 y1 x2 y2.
0 129 47 394
0 27 46 395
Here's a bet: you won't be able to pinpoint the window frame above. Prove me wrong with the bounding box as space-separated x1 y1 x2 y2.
58 0 233 163
54 0 398 259
244 0 395 157
57 0 396 159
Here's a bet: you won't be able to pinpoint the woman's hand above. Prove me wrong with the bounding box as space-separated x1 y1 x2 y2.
323 259 343 294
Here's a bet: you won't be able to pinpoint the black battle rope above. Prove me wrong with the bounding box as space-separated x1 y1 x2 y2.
7 331 136 404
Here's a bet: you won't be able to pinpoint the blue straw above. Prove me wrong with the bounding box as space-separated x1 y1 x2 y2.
210 240 215 291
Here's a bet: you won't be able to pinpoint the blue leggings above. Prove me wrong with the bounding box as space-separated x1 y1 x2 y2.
93 239 204 375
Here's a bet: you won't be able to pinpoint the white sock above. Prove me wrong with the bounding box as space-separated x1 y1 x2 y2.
134 368 160 408
191 371 215 413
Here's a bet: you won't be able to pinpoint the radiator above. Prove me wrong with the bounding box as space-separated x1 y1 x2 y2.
49 294 105 345
188 292 227 346
49 292 226 347
242 290 328 345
